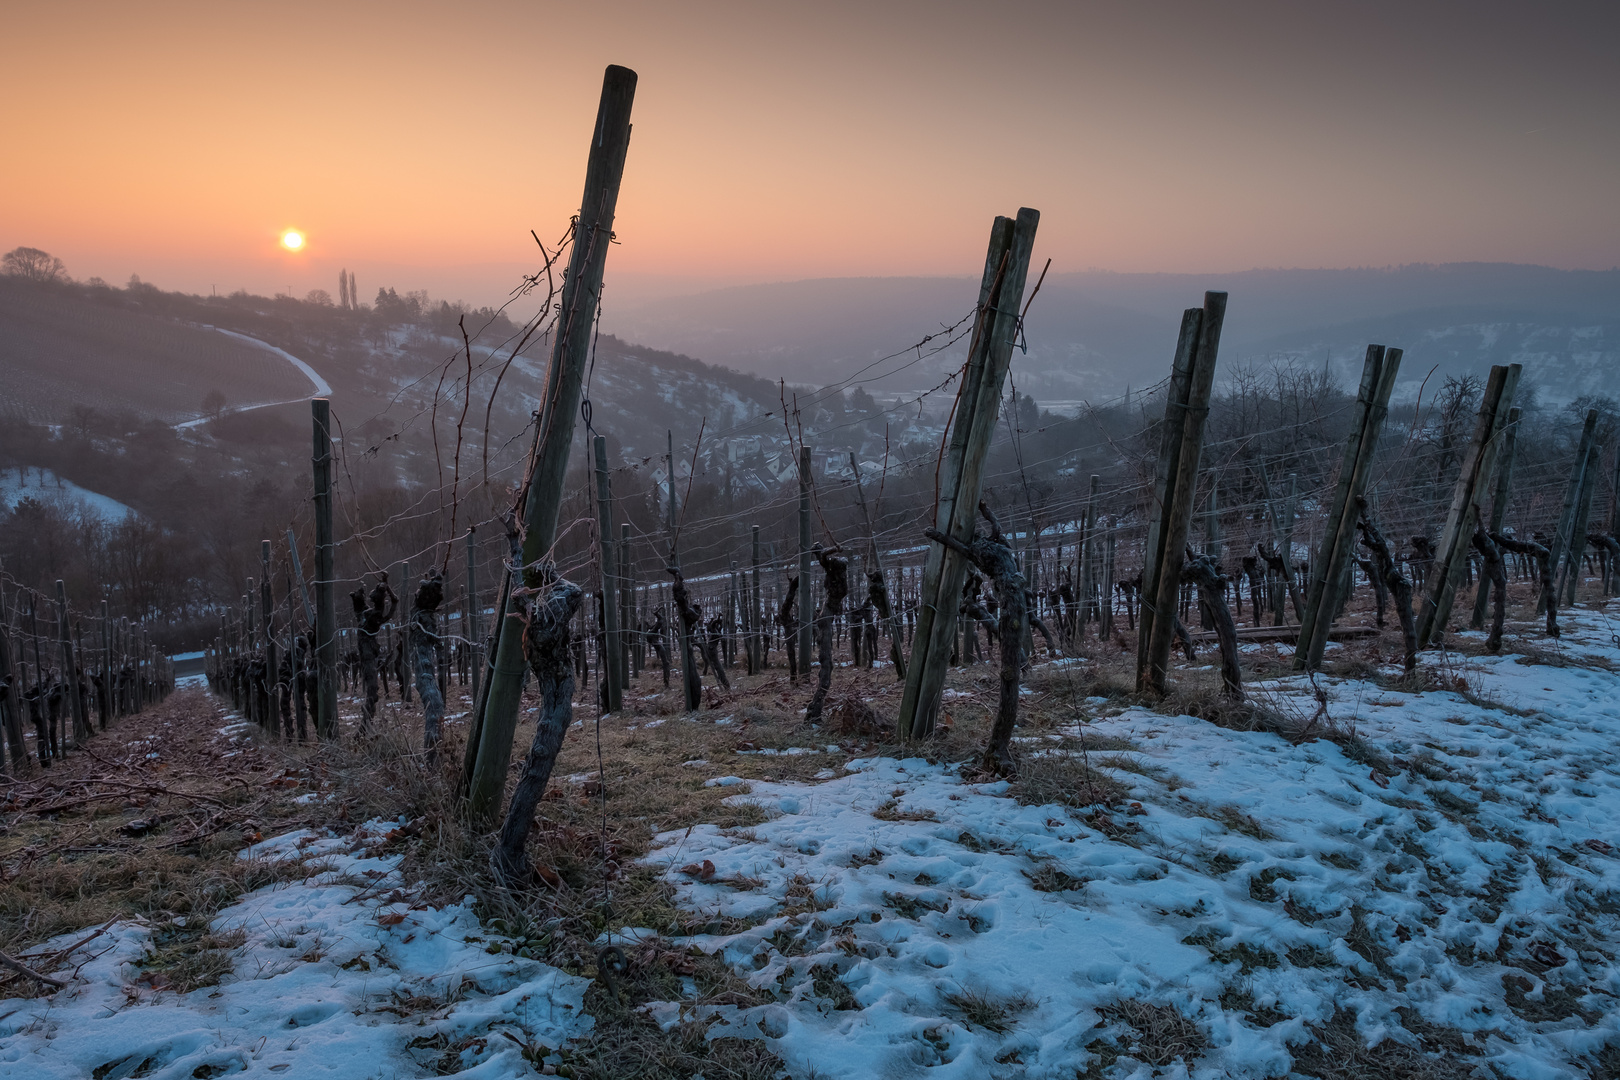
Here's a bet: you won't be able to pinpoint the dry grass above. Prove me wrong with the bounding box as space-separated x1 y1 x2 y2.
1287 1007 1480 1079
1088 999 1210 1070
943 985 1036 1033
1008 751 1130 810
0 689 317 995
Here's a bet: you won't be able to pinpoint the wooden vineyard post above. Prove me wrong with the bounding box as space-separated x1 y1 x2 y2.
1138 292 1227 694
285 529 316 740
0 590 24 773
795 446 814 682
1471 407 1520 629
99 599 111 729
260 540 279 737
399 560 413 705
1136 310 1201 688
1539 408 1598 616
244 582 259 727
1610 446 1620 595
1102 523 1116 641
900 208 1039 738
749 524 763 672
1081 474 1100 633
900 210 1036 735
311 398 338 738
727 559 739 668
56 580 89 745
1560 439 1600 607
1415 363 1521 647
465 65 636 823
1294 345 1402 670
621 523 634 682
465 527 480 705
593 436 622 712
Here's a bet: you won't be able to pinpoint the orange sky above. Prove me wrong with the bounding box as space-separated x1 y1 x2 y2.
4 0 1617 306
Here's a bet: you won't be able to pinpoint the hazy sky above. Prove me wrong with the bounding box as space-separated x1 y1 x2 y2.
4 0 1617 306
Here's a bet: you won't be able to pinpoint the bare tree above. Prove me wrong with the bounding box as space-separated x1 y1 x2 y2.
2 247 67 283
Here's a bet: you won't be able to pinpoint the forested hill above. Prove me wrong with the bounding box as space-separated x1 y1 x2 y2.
0 273 871 649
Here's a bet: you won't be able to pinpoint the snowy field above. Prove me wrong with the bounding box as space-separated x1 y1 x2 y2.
0 466 135 522
4 613 1619 1078
643 615 1620 1078
0 817 593 1079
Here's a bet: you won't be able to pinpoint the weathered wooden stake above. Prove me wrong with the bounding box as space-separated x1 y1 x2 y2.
901 209 1039 737
1609 447 1620 595
1140 293 1227 693
55 580 89 745
620 523 633 682
750 524 763 672
1296 345 1401 669
1416 363 1520 647
311 398 338 738
260 540 279 737
0 591 25 772
465 527 481 704
797 446 814 682
1560 440 1599 606
592 436 622 712
465 65 636 823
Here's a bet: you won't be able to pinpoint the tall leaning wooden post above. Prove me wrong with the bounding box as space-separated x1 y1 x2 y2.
593 435 622 712
1137 310 1203 686
900 208 1040 738
1415 363 1520 647
312 398 338 738
1295 345 1402 669
465 66 636 824
1140 292 1227 693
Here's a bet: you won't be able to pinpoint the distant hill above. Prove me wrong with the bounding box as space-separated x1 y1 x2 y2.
603 263 1620 405
0 277 317 425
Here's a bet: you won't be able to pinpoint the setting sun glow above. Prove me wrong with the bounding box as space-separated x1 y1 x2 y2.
280 229 305 251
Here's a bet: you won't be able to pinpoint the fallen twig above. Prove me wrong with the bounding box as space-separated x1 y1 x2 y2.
0 949 67 988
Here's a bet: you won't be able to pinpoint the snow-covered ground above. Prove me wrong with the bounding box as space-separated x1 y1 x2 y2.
0 466 135 522
643 613 1620 1078
0 819 592 1080
6 613 1619 1078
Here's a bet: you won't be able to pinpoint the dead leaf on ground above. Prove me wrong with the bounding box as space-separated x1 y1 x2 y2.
679 859 717 881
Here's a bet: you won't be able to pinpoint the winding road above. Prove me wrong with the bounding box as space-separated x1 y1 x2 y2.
174 327 332 430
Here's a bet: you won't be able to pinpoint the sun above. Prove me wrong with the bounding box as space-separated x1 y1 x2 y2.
280 229 305 251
